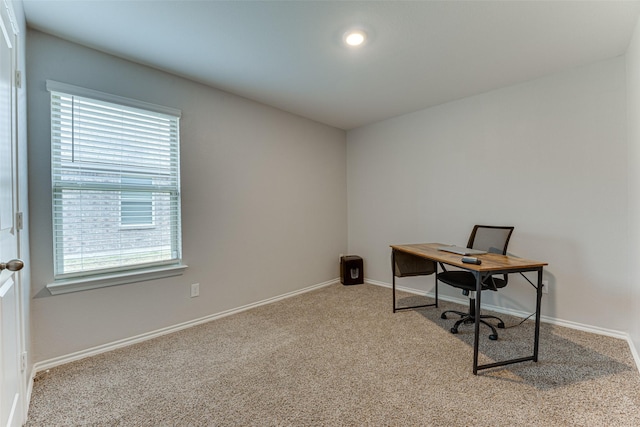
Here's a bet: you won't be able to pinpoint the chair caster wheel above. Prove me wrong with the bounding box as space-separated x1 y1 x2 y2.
450 328 458 334
441 313 447 319
497 322 505 328
489 334 498 341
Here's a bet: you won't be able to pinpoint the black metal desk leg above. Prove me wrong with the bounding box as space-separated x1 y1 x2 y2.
533 267 543 361
473 271 482 375
392 250 397 313
434 262 438 308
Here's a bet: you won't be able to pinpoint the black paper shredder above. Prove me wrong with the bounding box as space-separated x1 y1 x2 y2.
340 255 363 285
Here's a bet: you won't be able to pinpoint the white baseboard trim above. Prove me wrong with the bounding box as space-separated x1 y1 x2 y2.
32 278 338 374
366 278 640 373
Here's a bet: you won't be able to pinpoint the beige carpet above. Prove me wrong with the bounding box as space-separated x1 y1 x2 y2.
27 283 640 426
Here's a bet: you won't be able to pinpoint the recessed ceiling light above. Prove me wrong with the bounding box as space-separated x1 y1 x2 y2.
344 30 367 47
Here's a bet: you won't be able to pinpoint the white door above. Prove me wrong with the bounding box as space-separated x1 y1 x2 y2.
0 5 23 426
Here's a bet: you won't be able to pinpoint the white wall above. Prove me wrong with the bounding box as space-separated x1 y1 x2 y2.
627 16 640 357
27 31 347 363
347 57 629 332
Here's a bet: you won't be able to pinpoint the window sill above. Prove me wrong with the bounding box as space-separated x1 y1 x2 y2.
46 264 188 296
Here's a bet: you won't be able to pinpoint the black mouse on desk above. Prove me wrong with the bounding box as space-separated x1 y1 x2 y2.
462 256 481 265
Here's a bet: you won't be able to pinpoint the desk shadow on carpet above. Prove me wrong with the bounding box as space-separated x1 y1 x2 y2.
395 294 635 391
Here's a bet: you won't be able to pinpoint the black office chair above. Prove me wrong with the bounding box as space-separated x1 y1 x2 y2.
438 225 514 340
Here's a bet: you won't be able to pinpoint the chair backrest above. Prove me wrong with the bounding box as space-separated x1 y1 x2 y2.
467 225 514 289
467 225 514 255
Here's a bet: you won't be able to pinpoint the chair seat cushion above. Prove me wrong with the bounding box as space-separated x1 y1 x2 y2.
437 271 507 291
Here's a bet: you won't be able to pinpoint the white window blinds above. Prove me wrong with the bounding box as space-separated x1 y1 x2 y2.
48 81 182 278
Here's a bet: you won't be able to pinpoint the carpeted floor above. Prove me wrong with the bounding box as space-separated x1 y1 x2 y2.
27 283 640 426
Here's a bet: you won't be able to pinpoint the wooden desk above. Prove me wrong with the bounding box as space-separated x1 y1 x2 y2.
390 243 548 374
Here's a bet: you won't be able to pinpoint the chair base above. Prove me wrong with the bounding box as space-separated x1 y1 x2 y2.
441 307 505 340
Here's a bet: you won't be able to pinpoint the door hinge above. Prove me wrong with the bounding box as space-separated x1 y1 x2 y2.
16 212 23 230
20 352 27 372
15 70 21 89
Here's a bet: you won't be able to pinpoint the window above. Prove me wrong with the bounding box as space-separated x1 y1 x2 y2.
48 81 182 280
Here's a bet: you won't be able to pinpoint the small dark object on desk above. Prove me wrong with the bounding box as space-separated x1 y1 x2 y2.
461 256 481 265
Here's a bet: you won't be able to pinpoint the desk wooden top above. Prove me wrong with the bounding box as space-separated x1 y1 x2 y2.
390 243 547 272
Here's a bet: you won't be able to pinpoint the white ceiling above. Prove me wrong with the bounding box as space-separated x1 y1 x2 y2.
22 0 640 130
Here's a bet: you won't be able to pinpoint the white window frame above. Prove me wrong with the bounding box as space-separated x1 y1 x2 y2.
46 81 187 294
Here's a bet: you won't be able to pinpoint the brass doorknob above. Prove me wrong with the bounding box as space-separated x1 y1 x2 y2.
0 259 24 272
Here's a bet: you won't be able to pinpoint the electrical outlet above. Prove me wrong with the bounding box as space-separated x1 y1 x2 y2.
542 280 549 294
190 283 200 298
